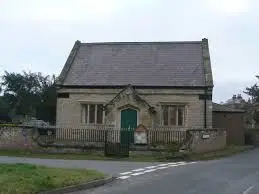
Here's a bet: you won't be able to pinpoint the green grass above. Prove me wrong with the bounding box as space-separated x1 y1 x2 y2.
0 149 109 160
186 145 254 161
0 163 105 194
0 145 254 162
0 149 166 162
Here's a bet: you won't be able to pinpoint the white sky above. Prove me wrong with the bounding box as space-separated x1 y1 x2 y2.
0 0 259 102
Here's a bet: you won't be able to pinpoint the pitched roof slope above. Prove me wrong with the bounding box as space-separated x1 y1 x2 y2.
58 40 212 87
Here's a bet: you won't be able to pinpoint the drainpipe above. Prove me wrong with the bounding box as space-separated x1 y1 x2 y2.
204 87 207 129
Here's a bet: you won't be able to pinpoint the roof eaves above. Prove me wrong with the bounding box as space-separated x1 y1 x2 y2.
56 85 208 89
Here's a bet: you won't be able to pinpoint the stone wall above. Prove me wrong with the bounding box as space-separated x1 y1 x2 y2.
0 126 225 154
56 88 212 129
187 129 226 153
0 126 38 149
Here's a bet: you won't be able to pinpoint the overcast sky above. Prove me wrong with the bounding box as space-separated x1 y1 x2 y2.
0 0 258 103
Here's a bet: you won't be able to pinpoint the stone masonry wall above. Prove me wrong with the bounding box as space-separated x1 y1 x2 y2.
56 88 212 129
0 126 224 154
188 129 226 153
0 126 38 149
104 88 153 129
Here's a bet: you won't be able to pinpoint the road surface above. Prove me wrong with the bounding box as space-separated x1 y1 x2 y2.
76 148 259 194
1 148 259 193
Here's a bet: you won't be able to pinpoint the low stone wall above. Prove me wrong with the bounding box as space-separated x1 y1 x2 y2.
0 126 226 154
0 126 38 149
188 129 226 153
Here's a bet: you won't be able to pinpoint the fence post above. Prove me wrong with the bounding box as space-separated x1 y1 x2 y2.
104 130 108 156
127 128 130 157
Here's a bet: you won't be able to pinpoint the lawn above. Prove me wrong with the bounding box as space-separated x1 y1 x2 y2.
0 163 105 194
0 145 254 162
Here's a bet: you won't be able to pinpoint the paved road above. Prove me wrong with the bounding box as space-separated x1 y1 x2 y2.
0 156 162 175
1 149 259 194
75 148 259 194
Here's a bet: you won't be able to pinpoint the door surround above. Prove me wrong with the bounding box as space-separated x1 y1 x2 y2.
117 105 139 130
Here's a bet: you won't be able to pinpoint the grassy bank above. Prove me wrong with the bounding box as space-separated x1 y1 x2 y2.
0 145 254 162
0 163 105 194
0 149 163 162
187 145 254 161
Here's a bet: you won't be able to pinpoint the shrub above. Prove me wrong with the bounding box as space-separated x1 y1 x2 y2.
165 142 181 153
244 131 255 145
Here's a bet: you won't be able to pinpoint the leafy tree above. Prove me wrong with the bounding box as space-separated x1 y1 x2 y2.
36 75 57 124
1 71 40 116
0 71 57 123
244 75 259 103
0 96 9 115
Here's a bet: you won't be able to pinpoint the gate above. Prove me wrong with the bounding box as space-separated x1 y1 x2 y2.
104 129 133 157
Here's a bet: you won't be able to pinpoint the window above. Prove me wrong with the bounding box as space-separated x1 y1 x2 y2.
57 93 69 98
162 105 185 126
82 104 105 124
97 104 104 124
89 104 95 123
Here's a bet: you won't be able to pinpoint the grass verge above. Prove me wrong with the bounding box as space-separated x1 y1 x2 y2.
0 163 105 194
0 149 164 162
0 145 254 162
0 149 109 160
186 145 254 161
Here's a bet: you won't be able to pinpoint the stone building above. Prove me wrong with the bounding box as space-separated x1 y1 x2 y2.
56 39 213 131
225 94 246 109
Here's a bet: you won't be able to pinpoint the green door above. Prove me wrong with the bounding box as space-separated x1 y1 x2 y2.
121 108 137 144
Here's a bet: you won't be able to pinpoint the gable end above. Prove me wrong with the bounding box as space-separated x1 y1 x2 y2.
201 38 213 87
56 40 81 85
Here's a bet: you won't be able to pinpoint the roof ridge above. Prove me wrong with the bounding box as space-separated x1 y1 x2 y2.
80 41 202 45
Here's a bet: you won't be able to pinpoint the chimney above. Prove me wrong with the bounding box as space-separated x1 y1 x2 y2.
232 95 237 100
237 94 242 99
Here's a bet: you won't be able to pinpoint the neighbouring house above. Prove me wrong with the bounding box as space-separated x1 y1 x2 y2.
56 39 213 134
212 103 245 145
224 94 259 129
225 94 246 109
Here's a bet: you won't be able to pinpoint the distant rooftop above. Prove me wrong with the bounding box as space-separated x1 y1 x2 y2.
213 103 245 113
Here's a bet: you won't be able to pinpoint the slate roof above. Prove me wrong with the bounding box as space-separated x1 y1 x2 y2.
212 103 245 113
58 40 211 87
